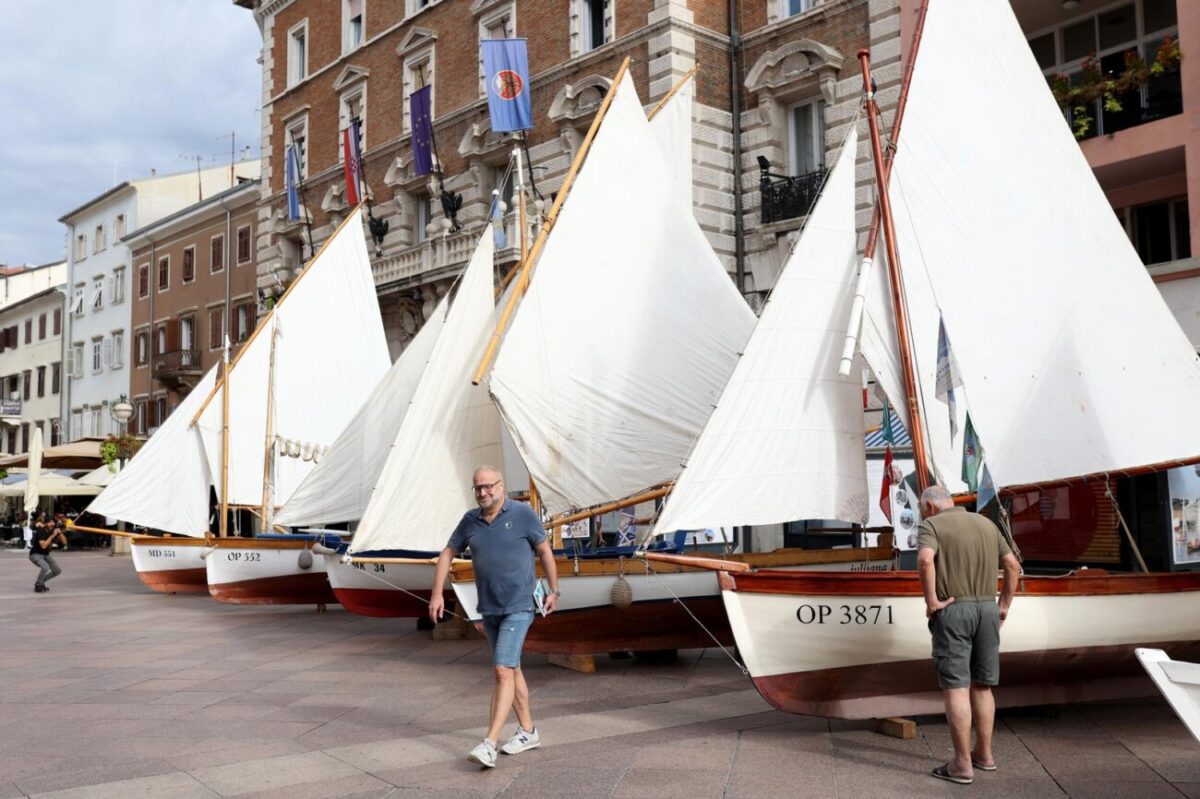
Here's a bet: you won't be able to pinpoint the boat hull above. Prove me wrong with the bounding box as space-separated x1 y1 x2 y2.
720 569 1200 719
451 548 894 655
130 537 210 594
324 555 447 617
205 540 337 606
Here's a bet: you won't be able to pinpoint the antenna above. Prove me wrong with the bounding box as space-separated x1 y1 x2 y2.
179 154 204 201
218 132 236 184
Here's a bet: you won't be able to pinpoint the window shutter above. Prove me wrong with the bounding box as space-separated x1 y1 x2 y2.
64 350 73 378
105 276 115 303
102 338 113 366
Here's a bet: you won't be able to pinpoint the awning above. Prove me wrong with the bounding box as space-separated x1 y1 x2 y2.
865 408 913 450
0 470 102 497
0 438 113 469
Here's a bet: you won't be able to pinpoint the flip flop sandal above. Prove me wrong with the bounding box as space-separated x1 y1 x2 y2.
931 764 973 785
971 758 997 771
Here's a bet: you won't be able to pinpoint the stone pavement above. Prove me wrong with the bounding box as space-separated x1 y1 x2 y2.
1 550 1197 799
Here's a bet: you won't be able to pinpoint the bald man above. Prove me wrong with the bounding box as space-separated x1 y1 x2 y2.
430 465 559 769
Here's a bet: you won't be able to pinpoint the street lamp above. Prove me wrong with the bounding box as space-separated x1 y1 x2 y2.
110 395 134 433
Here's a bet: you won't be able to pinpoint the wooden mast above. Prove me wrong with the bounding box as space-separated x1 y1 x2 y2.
646 65 697 121
856 11 932 495
260 319 279 532
472 57 631 386
219 345 231 538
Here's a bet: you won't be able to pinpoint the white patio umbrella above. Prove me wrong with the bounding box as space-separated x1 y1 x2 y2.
78 463 120 487
24 428 43 514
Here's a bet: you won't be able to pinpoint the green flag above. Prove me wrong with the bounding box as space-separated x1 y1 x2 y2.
962 413 982 491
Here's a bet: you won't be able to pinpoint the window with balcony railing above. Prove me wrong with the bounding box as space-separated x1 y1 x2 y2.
1029 0 1180 139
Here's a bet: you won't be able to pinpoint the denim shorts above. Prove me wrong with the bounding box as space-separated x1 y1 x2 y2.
481 610 535 668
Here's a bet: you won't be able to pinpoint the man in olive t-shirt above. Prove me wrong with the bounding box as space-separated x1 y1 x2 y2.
917 485 1021 786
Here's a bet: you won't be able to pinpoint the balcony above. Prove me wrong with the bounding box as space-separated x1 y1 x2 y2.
153 349 202 390
1074 70 1183 140
759 166 828 225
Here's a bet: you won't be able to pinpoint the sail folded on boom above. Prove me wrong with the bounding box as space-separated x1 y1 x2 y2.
86 365 218 536
274 291 449 527
654 129 867 533
196 207 390 507
859 0 1200 491
349 229 502 554
489 73 756 516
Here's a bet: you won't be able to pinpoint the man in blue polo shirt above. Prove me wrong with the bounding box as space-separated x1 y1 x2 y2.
430 465 559 769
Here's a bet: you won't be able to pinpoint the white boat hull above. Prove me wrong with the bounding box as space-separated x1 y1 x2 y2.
719 569 1200 718
130 538 209 593
324 555 446 617
205 541 336 606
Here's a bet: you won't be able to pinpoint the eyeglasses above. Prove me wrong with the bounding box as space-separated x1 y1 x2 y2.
472 479 503 493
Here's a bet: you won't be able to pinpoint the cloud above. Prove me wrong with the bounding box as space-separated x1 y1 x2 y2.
0 0 262 265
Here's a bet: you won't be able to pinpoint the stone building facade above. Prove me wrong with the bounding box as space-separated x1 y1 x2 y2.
232 0 876 353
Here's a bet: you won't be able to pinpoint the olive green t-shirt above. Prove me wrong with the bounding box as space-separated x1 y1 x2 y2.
916 507 1013 601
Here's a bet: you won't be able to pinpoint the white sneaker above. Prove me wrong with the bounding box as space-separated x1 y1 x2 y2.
500 726 540 755
468 739 497 768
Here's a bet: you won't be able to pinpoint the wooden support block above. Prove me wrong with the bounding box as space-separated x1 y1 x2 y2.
874 717 917 739
548 653 596 673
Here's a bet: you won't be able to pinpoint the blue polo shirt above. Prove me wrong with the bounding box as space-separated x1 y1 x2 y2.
446 499 547 616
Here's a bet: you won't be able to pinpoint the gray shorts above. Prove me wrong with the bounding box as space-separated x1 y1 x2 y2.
928 600 1000 689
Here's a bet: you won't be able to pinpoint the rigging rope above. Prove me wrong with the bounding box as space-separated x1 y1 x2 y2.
346 561 467 619
639 556 749 676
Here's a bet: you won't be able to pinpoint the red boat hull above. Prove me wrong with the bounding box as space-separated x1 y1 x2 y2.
208 573 338 606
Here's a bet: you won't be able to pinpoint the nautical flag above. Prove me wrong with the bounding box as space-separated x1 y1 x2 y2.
617 508 636 546
961 413 982 491
342 121 363 206
977 462 998 510
881 396 895 445
481 39 533 132
285 144 301 221
410 86 435 176
935 314 963 441
489 190 507 249
880 445 895 523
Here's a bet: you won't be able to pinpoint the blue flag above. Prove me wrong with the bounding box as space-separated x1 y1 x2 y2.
410 86 434 176
489 191 507 249
285 144 301 221
481 39 533 132
977 462 997 510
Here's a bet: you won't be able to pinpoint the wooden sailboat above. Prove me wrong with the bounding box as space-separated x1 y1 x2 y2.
649 0 1200 718
192 206 391 605
452 63 893 656
278 224 502 616
84 365 220 593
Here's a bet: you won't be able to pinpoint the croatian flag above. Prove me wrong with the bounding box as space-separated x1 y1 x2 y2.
481 39 533 132
342 120 363 206
410 86 435 176
285 144 301 221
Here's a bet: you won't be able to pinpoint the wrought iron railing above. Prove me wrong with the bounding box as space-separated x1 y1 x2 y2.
760 167 828 225
153 349 202 374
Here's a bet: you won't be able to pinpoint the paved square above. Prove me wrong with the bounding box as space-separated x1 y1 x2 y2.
1 551 1196 798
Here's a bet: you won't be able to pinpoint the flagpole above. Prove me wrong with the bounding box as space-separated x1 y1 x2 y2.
219 337 231 538
472 56 631 385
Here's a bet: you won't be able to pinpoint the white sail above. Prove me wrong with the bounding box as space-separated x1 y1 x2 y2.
860 0 1200 490
195 207 390 507
86 366 218 536
654 130 867 533
649 75 694 211
349 229 502 554
274 292 450 527
489 73 756 516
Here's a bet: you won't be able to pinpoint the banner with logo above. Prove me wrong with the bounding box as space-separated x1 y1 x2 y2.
481 39 533 132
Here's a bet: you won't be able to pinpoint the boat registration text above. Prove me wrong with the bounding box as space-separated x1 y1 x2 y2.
796 604 894 625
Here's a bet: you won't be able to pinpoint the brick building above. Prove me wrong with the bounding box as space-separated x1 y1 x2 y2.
233 0 874 353
124 179 261 435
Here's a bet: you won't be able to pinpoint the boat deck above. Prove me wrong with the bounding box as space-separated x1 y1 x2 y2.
1 550 1195 798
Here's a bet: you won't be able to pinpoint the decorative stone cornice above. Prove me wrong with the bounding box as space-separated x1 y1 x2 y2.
332 64 370 91
744 39 844 105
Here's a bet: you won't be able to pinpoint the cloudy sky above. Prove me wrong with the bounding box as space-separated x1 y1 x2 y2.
0 1 262 267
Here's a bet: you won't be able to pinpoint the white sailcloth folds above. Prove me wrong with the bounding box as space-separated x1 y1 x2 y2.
274 291 449 527
859 0 1200 491
489 73 756 516
649 74 694 210
654 130 866 533
86 366 218 536
195 207 390 508
349 229 502 554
